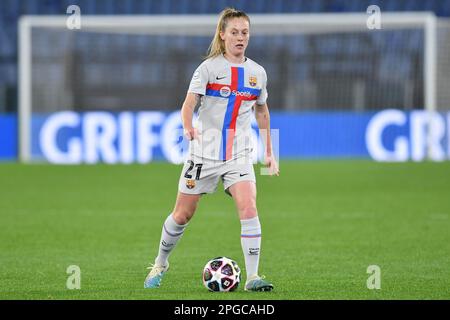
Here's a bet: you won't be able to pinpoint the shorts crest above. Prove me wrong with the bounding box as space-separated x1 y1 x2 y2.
186 179 196 189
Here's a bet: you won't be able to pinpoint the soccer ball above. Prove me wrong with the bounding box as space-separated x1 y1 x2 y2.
202 257 241 292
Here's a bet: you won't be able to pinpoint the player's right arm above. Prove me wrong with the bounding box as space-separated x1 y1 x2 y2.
184 61 209 141
181 92 200 141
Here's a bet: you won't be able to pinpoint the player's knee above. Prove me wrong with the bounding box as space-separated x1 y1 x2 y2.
172 208 195 225
239 206 258 220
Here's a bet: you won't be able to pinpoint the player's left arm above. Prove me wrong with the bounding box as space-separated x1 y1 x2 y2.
254 102 279 176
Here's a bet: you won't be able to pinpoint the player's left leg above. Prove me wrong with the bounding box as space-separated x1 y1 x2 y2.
227 181 274 292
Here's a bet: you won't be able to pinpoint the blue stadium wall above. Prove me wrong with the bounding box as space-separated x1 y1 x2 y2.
1 111 449 162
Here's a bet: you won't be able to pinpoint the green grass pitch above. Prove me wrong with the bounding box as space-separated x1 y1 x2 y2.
1 160 449 300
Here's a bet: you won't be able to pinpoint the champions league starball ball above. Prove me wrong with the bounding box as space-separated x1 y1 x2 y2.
202 257 241 292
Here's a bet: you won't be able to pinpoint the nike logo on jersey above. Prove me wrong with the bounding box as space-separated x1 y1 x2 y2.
216 75 227 80
240 173 249 177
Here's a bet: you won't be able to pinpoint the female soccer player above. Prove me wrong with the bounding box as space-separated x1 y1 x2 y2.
144 8 279 292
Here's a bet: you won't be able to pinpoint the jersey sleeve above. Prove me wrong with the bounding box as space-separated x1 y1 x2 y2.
188 62 209 96
256 67 268 105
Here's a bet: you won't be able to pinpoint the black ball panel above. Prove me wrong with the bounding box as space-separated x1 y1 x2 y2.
208 280 220 292
221 263 233 276
203 269 212 281
221 277 234 290
210 260 223 271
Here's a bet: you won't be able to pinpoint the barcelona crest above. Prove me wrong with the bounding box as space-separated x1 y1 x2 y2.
249 76 257 87
186 179 196 189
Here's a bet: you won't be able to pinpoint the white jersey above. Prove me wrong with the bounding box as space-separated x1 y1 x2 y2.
187 54 268 161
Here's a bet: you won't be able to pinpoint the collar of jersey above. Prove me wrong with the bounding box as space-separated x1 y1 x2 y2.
222 53 248 66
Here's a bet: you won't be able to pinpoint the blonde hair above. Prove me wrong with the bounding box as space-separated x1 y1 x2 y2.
205 8 250 60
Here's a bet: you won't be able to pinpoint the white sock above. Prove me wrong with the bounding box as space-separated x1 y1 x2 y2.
240 216 261 281
154 214 188 267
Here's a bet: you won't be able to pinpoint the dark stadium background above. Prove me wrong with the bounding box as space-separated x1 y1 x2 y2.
1 0 450 114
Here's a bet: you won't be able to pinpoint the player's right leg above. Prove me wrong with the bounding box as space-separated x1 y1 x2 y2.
145 157 219 288
144 192 201 288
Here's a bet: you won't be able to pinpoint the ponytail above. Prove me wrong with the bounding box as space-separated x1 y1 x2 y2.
205 8 250 60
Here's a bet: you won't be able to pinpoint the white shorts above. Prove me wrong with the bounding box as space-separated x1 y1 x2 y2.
178 155 256 196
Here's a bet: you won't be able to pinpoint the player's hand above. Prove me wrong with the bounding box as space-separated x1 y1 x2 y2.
184 127 200 141
265 155 279 176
